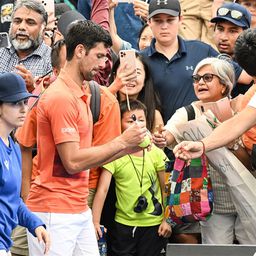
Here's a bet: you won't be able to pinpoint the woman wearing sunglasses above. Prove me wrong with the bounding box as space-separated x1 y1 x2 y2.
153 57 251 244
0 73 50 256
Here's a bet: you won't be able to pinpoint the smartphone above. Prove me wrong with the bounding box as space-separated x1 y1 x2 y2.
119 49 137 72
0 32 10 48
38 0 55 16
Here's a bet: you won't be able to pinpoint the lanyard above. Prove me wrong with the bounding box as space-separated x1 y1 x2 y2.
128 150 145 193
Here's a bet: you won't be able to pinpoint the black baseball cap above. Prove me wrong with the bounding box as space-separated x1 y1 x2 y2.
57 10 86 38
55 3 72 20
148 0 181 19
0 73 37 103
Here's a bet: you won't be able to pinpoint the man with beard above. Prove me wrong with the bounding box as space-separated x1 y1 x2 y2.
0 0 52 93
25 20 147 255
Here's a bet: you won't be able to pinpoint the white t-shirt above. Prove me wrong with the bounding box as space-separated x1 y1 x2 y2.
164 102 202 149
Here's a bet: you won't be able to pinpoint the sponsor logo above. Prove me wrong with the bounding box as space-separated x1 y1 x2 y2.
61 127 76 133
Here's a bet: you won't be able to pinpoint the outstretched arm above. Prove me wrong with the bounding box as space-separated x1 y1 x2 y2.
174 105 256 160
56 121 147 174
108 0 126 54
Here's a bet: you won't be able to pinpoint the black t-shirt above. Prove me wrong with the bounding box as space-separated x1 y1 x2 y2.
0 0 14 33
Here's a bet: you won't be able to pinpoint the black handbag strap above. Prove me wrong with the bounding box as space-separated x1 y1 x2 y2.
184 104 195 121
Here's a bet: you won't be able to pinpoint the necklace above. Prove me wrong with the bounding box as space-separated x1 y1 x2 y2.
128 150 145 192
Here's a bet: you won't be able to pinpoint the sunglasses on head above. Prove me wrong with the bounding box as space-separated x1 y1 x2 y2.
192 73 219 84
217 7 244 20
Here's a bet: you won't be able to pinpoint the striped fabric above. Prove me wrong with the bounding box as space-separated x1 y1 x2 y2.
207 165 236 214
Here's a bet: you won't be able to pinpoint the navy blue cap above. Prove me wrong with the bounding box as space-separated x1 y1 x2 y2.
149 0 181 19
211 3 251 29
0 73 37 102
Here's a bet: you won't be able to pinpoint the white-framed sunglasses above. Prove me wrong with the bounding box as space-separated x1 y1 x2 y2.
217 7 243 20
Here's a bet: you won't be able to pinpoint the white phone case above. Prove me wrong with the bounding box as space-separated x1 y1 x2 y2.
119 50 137 70
39 0 55 16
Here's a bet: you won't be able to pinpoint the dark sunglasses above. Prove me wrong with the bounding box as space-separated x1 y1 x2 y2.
192 73 219 84
217 7 243 20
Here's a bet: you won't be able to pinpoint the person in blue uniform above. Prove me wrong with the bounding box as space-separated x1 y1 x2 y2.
0 72 50 256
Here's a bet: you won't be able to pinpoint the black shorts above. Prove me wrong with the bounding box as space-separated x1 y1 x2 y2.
108 221 168 256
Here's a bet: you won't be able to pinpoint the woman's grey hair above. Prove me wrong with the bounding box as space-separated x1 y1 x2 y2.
193 57 235 97
12 0 48 25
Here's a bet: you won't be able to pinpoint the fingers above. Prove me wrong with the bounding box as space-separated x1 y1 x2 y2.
133 0 149 19
122 122 148 148
119 62 136 76
173 141 187 154
42 232 50 254
35 226 50 254
173 142 191 160
116 63 137 86
173 141 204 160
152 133 167 149
15 64 35 92
96 227 102 240
15 64 28 73
109 0 118 9
94 223 103 240
158 223 172 238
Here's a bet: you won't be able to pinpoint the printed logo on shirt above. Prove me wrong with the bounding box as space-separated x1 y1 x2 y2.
4 160 9 170
185 66 194 71
1 4 13 23
61 127 76 134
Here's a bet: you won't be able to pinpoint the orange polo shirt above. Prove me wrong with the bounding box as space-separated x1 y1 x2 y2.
16 75 54 181
89 86 121 189
16 77 121 193
26 69 93 214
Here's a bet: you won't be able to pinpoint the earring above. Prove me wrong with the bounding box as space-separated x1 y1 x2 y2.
221 88 226 95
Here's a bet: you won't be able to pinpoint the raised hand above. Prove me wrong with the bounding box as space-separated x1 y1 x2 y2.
15 64 35 92
173 141 204 160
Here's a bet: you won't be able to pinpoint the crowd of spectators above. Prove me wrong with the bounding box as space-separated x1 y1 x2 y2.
1 0 256 255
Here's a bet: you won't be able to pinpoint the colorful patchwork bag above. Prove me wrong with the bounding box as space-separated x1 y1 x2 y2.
164 154 214 226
